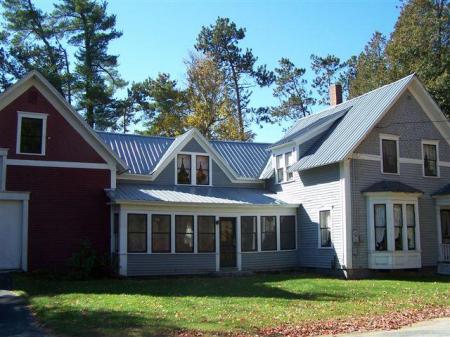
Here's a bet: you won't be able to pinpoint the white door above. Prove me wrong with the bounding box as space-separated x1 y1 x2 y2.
0 200 22 270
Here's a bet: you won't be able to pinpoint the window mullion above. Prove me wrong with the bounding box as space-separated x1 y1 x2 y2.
386 202 395 251
402 204 408 251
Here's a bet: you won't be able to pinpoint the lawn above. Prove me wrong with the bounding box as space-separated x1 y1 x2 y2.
13 273 450 337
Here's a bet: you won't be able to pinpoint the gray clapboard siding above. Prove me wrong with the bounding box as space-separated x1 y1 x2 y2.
127 254 216 276
181 139 207 153
268 163 344 269
351 92 450 269
241 251 298 271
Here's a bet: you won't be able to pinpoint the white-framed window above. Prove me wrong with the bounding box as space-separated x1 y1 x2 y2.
175 215 194 253
285 152 294 181
152 214 171 253
261 216 277 251
319 210 332 248
276 154 284 183
422 140 439 177
176 153 211 186
241 216 257 252
380 134 399 175
127 213 147 253
16 111 48 156
0 148 7 191
280 215 296 250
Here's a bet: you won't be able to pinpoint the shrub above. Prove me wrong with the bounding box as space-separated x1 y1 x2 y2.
67 240 111 280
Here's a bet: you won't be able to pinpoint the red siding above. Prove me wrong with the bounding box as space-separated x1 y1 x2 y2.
7 166 111 271
0 86 106 163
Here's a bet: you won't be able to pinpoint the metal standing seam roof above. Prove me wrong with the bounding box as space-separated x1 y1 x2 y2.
432 184 450 196
108 184 294 206
289 74 416 172
98 131 271 179
361 181 423 194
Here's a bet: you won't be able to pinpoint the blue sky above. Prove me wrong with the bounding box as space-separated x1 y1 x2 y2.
39 0 401 142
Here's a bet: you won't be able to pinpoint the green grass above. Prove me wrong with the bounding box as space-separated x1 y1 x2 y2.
13 273 450 337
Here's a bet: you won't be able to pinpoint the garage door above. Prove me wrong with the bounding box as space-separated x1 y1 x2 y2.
0 200 22 270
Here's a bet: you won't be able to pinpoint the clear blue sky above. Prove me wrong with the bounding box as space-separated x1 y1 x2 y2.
40 0 401 142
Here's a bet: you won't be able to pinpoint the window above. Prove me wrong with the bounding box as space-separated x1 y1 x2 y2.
177 154 191 184
261 216 277 250
319 210 332 248
176 215 194 252
152 214 171 253
127 214 147 253
276 155 284 183
441 210 450 244
285 152 294 181
381 137 399 174
196 155 210 185
280 216 295 250
407 204 416 249
393 204 403 250
198 216 215 252
241 216 257 252
374 204 387 251
423 142 438 177
17 112 47 155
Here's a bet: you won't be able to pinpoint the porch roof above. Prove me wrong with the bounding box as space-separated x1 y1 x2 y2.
107 184 297 207
361 181 423 194
433 183 450 197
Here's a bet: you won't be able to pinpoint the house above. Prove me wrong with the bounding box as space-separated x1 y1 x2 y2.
0 71 449 277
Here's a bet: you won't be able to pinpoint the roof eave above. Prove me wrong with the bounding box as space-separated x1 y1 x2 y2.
110 199 300 208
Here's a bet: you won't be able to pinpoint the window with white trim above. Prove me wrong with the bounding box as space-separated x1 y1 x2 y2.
175 215 194 253
241 216 257 252
127 214 147 253
285 152 294 181
276 154 284 183
280 216 295 250
17 112 47 155
319 210 332 248
422 141 438 177
261 216 277 250
152 214 171 253
406 204 416 249
380 135 399 174
198 216 215 252
177 153 210 185
374 204 387 251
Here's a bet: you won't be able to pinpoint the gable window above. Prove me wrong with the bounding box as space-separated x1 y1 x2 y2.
319 210 332 248
175 215 194 253
276 155 284 183
423 141 438 177
241 216 257 252
17 112 47 155
261 216 277 250
198 216 215 252
152 214 171 253
381 135 399 174
374 204 387 251
285 152 294 181
280 216 296 250
196 155 209 185
177 154 191 184
127 214 147 253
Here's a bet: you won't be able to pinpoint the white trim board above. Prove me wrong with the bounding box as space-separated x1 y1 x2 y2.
6 159 110 170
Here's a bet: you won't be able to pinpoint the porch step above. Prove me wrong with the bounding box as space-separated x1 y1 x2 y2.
213 269 254 277
437 262 450 275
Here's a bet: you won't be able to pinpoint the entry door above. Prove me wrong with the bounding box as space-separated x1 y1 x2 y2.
0 200 22 270
220 217 236 268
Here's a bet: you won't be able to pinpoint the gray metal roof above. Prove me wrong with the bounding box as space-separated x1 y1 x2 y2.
361 181 423 194
108 184 294 206
210 140 271 178
432 184 450 196
289 74 416 172
98 131 270 179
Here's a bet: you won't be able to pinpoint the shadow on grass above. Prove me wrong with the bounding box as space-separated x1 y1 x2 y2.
34 308 184 337
14 273 352 302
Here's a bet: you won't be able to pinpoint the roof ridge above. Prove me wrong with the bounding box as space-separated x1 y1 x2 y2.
211 139 271 146
97 130 175 140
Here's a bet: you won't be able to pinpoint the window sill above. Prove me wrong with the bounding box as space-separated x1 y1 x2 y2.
318 246 334 250
381 171 400 176
16 152 45 156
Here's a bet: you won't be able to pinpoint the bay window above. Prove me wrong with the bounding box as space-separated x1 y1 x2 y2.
241 216 257 252
422 141 439 177
381 135 399 174
406 204 416 250
374 204 387 251
393 204 403 250
261 216 277 250
175 215 194 252
198 216 215 252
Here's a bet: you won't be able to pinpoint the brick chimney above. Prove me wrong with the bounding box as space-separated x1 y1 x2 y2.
329 83 343 106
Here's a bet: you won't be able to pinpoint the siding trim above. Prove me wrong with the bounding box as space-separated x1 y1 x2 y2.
340 159 353 268
6 159 110 170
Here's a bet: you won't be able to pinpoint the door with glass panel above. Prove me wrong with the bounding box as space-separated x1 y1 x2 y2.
220 217 236 268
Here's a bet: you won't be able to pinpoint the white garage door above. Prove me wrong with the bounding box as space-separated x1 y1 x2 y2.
0 200 22 270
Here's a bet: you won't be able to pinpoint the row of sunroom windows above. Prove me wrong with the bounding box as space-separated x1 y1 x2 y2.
125 214 296 253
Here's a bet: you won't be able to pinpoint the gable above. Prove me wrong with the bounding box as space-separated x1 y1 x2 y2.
355 89 450 162
0 86 105 163
181 139 207 153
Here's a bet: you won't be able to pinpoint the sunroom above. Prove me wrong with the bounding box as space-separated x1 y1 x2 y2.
107 184 299 276
363 181 422 270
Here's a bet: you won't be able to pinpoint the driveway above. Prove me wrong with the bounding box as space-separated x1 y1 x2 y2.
337 317 450 337
0 273 51 337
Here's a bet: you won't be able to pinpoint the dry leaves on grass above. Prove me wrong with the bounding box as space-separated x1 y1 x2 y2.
178 306 450 337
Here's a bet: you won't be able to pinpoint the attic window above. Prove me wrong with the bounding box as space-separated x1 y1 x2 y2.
177 153 211 186
17 112 47 155
177 154 191 184
380 134 399 174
